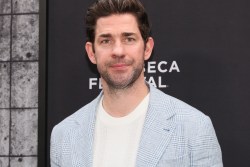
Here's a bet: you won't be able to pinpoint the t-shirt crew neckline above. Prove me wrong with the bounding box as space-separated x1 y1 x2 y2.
98 93 150 126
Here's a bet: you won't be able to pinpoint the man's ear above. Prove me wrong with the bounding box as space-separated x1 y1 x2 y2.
144 37 154 61
85 42 97 64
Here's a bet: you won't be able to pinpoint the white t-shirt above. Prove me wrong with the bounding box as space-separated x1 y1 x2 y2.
93 94 150 167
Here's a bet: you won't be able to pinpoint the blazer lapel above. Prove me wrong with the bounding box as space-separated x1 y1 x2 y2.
70 94 102 167
136 86 177 167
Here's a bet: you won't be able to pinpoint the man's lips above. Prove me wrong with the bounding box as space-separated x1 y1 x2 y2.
111 63 127 67
110 63 129 70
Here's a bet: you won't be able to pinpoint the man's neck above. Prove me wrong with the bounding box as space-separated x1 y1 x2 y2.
101 78 149 118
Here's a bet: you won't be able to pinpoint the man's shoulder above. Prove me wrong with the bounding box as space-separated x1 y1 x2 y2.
52 93 101 135
150 86 215 138
150 85 208 122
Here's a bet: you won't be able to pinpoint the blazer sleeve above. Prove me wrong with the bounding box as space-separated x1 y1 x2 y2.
189 116 223 167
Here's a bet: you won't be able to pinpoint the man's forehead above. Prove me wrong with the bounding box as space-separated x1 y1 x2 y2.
95 14 140 37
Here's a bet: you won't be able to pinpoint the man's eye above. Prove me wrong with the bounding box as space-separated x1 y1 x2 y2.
100 39 111 44
126 37 135 42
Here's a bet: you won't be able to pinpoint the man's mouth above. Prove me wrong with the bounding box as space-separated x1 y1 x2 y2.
110 63 128 70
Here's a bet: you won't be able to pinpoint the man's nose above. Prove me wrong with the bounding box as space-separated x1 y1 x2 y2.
112 41 125 58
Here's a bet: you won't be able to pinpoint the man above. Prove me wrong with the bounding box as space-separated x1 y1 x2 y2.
50 0 223 166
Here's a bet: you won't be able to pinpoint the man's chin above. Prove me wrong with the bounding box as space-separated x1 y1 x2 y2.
105 79 134 90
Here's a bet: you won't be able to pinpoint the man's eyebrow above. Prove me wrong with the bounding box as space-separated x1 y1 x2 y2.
98 33 112 38
97 32 136 38
122 32 136 36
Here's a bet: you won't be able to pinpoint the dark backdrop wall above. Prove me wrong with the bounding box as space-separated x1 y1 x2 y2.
47 0 250 166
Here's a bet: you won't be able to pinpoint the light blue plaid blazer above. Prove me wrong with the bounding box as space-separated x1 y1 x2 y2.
51 84 223 167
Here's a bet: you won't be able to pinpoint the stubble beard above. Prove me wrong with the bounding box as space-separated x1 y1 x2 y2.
98 60 144 92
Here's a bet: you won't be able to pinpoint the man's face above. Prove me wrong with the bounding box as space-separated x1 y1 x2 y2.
86 14 154 89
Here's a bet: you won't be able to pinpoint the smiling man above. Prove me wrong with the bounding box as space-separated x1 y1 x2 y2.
50 0 223 166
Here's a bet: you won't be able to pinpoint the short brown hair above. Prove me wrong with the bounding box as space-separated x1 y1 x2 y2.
85 0 151 43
